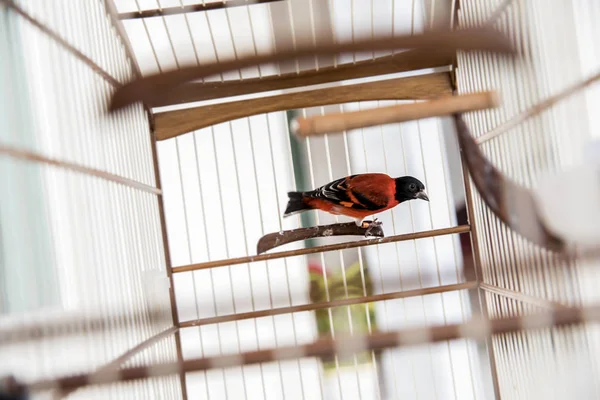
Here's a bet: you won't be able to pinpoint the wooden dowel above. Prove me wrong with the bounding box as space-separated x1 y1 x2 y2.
292 91 500 137
180 282 477 328
28 304 600 393
172 225 471 273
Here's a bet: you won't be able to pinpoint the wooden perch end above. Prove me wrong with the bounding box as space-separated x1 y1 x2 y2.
291 91 500 137
257 221 385 255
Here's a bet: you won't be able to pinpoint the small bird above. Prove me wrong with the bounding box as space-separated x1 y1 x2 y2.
283 173 429 232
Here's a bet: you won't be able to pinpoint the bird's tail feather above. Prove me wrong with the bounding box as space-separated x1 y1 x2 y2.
284 191 310 217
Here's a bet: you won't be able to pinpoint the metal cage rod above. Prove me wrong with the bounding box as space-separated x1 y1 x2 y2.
57 327 179 398
180 282 478 328
150 129 188 398
2 0 121 86
117 0 285 20
0 277 472 345
28 303 600 393
171 225 471 272
480 283 570 310
475 69 600 144
0 143 161 195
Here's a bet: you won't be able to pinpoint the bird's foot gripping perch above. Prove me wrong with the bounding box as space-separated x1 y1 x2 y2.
361 219 383 237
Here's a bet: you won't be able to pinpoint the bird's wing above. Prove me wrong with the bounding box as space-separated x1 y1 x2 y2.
305 176 359 205
306 174 391 211
345 174 393 210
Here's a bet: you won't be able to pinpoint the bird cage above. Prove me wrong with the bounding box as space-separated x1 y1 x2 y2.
1 0 599 399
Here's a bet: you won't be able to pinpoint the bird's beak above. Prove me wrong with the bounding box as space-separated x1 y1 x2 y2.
416 190 429 202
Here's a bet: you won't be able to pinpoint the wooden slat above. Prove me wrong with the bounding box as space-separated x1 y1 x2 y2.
180 282 478 328
29 304 600 392
172 225 470 273
155 72 452 140
118 0 284 20
292 90 498 136
149 49 454 107
109 28 516 111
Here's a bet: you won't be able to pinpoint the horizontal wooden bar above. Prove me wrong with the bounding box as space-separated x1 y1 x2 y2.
154 72 452 140
475 70 600 144
118 0 284 20
480 283 569 310
292 90 498 136
149 49 454 107
29 303 600 392
172 225 470 273
0 143 161 195
181 281 478 328
109 28 516 111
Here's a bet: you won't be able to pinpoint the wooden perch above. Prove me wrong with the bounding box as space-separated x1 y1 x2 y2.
291 91 499 136
108 28 516 111
453 114 565 252
256 221 384 254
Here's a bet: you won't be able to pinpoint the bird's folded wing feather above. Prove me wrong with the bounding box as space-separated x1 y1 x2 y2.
306 174 390 210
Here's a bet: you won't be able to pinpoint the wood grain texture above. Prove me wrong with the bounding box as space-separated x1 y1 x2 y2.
109 28 516 111
293 90 498 136
149 49 454 107
154 72 452 140
256 221 384 255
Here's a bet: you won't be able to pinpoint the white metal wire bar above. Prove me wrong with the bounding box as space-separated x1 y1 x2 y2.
0 1 178 398
2 0 121 86
457 0 600 397
264 5 313 399
0 143 161 195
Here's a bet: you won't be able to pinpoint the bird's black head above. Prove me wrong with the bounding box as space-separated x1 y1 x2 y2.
394 176 429 203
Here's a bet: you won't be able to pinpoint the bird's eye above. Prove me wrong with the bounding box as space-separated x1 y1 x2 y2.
409 183 417 191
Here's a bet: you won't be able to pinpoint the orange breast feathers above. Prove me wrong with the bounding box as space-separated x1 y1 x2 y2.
304 173 398 219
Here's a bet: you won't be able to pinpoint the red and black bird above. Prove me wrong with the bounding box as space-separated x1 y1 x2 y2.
283 173 429 227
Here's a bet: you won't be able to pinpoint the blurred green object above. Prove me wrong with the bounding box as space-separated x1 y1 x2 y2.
308 259 379 371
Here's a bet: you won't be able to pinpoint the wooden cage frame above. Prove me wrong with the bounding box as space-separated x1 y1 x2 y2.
1 0 599 398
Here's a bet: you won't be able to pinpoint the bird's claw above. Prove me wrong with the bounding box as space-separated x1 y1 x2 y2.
363 218 382 237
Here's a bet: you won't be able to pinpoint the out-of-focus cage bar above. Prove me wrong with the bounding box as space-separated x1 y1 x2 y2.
0 0 183 399
456 0 600 398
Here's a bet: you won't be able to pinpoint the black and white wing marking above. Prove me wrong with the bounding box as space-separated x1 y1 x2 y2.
305 175 370 210
306 176 351 202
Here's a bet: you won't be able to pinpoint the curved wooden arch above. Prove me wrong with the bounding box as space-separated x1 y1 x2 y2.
453 114 565 252
154 72 451 140
109 28 516 111
148 49 454 107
